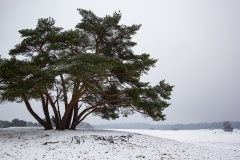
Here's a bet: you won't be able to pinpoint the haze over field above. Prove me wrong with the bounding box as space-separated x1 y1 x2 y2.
0 0 240 125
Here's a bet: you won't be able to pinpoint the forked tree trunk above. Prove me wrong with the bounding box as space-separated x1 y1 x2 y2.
59 112 70 130
22 94 53 130
59 98 79 130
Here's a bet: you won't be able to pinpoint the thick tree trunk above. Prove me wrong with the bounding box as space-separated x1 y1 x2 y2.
43 105 52 128
69 103 79 129
66 108 73 129
59 117 67 130
22 94 53 130
70 107 95 130
59 103 77 130
59 98 78 130
40 94 52 129
70 119 79 130
45 93 60 129
59 111 71 130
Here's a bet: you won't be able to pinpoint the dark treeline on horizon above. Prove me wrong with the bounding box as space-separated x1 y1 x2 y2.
1 119 240 130
0 118 94 129
94 122 240 130
0 119 39 128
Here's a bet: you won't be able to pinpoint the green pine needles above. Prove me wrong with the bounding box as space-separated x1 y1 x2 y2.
0 9 174 130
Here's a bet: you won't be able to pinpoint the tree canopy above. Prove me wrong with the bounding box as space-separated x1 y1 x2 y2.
0 9 174 130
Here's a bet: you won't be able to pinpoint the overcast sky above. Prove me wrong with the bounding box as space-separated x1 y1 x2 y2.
0 0 239 125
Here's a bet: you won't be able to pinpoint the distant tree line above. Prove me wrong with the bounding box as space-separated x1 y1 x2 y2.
94 121 240 130
0 118 94 129
0 118 39 128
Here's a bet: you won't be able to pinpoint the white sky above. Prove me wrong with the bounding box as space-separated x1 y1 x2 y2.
0 0 239 125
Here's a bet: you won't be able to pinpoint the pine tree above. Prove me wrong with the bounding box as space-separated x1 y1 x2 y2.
0 9 174 130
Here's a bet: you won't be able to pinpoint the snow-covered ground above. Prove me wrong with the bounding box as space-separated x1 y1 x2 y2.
113 129 240 150
0 127 239 159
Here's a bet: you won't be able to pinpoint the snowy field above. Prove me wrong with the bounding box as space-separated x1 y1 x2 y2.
113 129 240 150
0 127 239 159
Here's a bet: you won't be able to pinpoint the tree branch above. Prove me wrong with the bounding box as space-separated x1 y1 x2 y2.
60 74 68 109
130 104 146 114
